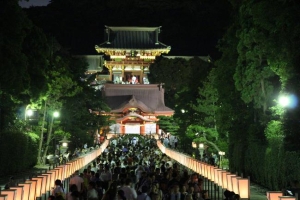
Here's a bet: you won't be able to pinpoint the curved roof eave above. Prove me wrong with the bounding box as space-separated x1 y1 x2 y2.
95 46 171 52
116 113 156 122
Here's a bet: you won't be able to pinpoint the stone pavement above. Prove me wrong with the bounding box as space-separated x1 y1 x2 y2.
250 183 268 200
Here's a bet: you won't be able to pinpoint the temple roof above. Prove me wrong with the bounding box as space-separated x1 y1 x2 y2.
103 84 174 114
96 26 171 51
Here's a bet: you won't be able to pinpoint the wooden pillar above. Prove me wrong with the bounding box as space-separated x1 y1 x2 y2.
140 122 145 136
140 66 144 84
156 124 159 134
121 124 125 135
121 65 125 82
108 66 112 81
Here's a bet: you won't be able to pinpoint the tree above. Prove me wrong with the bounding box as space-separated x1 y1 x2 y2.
61 86 111 149
192 69 219 141
39 47 83 164
157 116 179 135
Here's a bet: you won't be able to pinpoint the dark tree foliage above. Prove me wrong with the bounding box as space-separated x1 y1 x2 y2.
0 0 50 130
149 56 212 145
216 0 300 189
157 116 179 136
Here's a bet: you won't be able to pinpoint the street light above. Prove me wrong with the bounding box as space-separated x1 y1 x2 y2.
278 94 298 108
60 136 70 148
53 111 59 118
59 136 70 163
199 143 204 160
25 109 33 119
192 142 197 148
219 151 225 168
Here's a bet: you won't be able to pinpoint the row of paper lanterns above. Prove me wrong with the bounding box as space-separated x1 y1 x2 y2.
0 140 109 200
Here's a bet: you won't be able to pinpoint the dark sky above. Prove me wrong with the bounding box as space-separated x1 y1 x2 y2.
19 0 50 8
21 0 231 59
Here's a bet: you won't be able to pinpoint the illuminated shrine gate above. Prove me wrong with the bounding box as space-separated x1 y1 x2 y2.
102 84 173 135
92 26 174 135
94 26 171 84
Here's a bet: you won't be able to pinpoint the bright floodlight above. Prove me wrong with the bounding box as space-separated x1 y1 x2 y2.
53 111 59 118
26 109 33 116
279 96 290 107
278 94 298 108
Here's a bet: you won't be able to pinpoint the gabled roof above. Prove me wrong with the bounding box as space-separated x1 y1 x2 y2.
107 95 152 113
95 26 171 51
103 84 174 114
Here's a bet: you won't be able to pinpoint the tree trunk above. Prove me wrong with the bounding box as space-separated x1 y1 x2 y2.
37 100 47 165
260 78 267 114
43 112 54 164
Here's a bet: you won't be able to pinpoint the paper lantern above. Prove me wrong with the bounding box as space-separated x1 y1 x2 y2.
237 178 249 199
18 183 30 200
56 166 64 180
231 176 240 195
37 175 47 195
0 195 8 200
9 187 23 200
1 189 17 200
32 177 43 197
226 174 236 192
210 167 216 182
42 173 52 192
214 169 221 185
266 191 283 200
207 166 212 180
222 172 229 189
25 180 37 200
217 170 224 187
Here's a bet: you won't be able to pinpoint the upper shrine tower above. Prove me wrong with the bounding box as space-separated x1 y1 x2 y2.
95 26 171 84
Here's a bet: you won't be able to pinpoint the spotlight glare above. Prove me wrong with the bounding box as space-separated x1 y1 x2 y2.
279 96 290 107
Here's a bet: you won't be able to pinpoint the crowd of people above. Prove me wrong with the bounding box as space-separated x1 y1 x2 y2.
48 135 215 200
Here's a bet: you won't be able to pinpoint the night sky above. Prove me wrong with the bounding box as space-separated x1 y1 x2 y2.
19 0 50 8
19 0 231 59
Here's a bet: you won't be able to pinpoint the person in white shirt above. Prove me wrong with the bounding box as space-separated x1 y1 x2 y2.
119 178 137 200
51 179 65 199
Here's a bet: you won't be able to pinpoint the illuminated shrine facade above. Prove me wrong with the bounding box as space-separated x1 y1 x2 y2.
102 83 173 135
94 26 173 135
95 26 171 84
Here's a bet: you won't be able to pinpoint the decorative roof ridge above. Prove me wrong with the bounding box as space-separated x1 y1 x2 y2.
156 41 171 49
105 25 161 32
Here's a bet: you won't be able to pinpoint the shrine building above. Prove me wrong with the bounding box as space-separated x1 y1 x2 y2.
93 26 174 135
